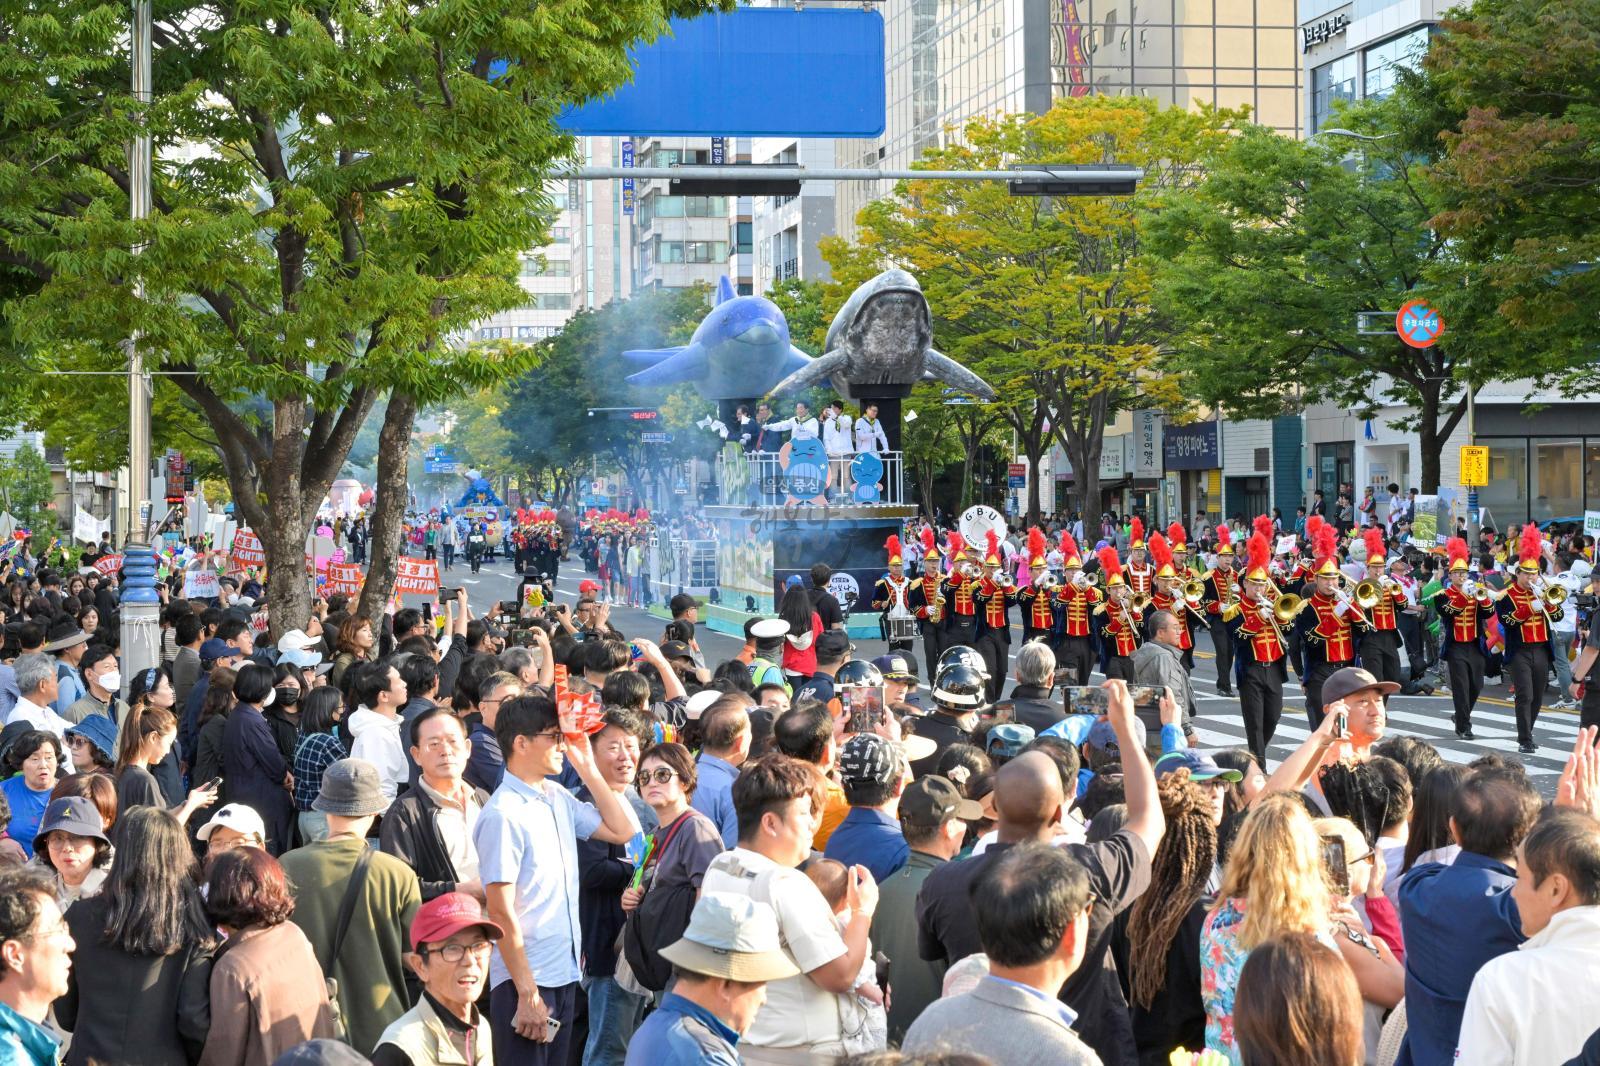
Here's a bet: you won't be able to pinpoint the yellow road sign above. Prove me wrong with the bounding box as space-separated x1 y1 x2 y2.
1461 445 1489 487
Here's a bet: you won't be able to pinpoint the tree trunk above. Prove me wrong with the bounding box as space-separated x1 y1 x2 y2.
262 485 313 647
357 391 419 620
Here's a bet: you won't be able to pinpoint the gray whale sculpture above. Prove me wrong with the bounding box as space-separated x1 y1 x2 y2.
769 268 997 402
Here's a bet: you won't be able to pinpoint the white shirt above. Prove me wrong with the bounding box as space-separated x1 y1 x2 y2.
1552 571 1583 634
701 847 849 1050
6 695 73 738
853 416 889 455
822 415 854 456
347 707 407 805
419 778 482 882
1456 906 1600 1066
766 415 819 442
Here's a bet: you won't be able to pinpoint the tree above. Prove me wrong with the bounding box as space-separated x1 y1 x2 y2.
823 97 1232 523
0 0 728 635
0 445 56 533
1423 0 1600 378
1149 93 1560 493
900 384 965 514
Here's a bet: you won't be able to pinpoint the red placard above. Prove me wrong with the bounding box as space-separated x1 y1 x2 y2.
326 562 364 596
231 529 266 567
394 557 440 597
92 554 123 576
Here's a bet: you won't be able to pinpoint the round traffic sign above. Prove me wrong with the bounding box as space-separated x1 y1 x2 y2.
1397 299 1444 348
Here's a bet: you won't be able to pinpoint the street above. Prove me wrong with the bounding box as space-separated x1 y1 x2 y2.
447 550 1581 795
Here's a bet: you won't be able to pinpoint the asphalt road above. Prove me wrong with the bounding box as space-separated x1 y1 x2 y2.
444 550 1581 794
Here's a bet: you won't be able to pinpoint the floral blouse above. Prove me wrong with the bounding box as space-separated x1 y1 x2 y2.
1200 897 1339 1064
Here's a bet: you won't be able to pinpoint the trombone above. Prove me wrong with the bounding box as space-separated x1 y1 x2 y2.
1332 571 1382 610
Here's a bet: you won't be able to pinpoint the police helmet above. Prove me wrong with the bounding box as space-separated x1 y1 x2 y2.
937 644 990 681
932 662 986 709
834 659 885 689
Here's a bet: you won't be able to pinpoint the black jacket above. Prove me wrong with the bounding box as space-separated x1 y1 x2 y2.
994 684 1064 735
56 895 214 1065
378 781 489 900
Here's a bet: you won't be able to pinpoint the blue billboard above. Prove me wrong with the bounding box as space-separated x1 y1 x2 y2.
557 8 885 137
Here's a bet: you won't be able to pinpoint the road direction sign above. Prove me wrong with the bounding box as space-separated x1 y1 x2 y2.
641 432 674 444
1397 300 1444 348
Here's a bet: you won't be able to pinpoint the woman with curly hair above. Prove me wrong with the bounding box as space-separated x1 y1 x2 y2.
1115 770 1218 1065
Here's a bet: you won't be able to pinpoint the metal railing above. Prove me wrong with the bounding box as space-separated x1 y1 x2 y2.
649 535 719 602
716 448 907 506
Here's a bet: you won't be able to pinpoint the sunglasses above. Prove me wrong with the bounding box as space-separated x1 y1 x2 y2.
639 767 680 785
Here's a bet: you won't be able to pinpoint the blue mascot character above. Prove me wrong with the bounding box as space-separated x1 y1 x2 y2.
780 436 829 505
850 452 884 504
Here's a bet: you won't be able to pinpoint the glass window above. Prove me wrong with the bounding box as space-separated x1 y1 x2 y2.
1588 442 1600 513
1531 438 1583 522
1364 27 1430 100
652 197 687 218
1477 439 1528 530
657 241 685 264
527 293 571 311
735 221 753 254
685 241 727 264
520 258 570 278
1311 54 1358 134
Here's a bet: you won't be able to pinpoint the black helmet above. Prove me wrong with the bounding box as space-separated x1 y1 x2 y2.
937 644 990 681
834 659 884 689
932 662 985 709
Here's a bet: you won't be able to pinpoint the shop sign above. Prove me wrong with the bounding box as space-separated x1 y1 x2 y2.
1099 439 1125 480
1459 445 1489 487
1132 410 1162 477
1163 422 1219 471
1302 12 1350 52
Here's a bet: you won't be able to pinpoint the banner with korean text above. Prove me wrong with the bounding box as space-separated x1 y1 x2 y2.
394 557 440 597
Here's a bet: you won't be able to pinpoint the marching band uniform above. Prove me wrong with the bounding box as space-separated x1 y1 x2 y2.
1095 548 1141 683
1295 552 1366 730
1224 532 1287 768
873 536 918 654
915 530 946 684
1496 524 1561 753
1125 519 1153 599
1356 528 1406 690
1053 533 1101 687
1436 537 1489 739
1017 528 1060 648
976 531 1015 702
1201 525 1238 696
942 533 983 660
1167 523 1197 671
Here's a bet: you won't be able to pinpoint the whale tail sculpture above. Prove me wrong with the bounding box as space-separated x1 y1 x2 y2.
623 277 813 399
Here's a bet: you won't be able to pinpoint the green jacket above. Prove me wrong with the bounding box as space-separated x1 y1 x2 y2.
281 836 422 1055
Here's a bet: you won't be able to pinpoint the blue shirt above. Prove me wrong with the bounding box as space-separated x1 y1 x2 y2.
689 753 740 848
0 664 19 722
463 720 503 794
1 776 51 860
823 806 909 884
0 998 63 1066
623 992 740 1066
1397 852 1524 1066
987 975 1082 1030
473 770 604 989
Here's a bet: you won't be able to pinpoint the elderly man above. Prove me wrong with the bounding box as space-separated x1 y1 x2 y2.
382 707 486 902
373 892 504 1066
4 654 73 738
1132 610 1194 738
0 867 75 1065
992 641 1062 734
465 672 522 795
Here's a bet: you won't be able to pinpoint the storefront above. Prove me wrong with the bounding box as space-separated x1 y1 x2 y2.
1164 421 1222 529
1475 435 1600 528
1315 441 1354 504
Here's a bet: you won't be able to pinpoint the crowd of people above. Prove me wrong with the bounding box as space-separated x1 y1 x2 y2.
2 505 1600 1066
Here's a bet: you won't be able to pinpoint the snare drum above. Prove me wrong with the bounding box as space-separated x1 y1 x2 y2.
887 616 918 642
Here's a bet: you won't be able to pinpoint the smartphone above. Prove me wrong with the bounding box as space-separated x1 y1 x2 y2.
543 1018 562 1043
199 777 223 792
1321 835 1351 897
841 687 885 734
1063 687 1110 714
1333 709 1348 739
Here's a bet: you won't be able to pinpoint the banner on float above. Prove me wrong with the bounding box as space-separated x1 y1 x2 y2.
231 529 266 568
394 557 440 597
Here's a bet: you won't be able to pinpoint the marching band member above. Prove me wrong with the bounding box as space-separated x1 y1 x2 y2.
1125 518 1153 598
1496 524 1562 754
943 532 983 661
915 528 946 683
1053 532 1101 686
1295 520 1366 729
976 530 1016 701
1356 527 1406 691
1095 546 1142 682
1436 535 1490 740
1147 532 1197 672
1200 524 1238 697
1017 528 1060 647
872 535 918 654
1168 522 1194 578
1223 531 1288 767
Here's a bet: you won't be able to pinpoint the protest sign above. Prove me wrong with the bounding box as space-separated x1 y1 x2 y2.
231 529 265 568
183 569 221 599
394 557 440 597
326 562 364 597
92 554 123 576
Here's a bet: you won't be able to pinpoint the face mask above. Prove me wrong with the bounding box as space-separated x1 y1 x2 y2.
274 686 301 707
99 670 122 693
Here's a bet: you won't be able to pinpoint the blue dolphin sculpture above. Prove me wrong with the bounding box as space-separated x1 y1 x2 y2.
624 277 813 400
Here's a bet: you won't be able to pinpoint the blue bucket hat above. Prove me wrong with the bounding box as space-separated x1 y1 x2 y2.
65 715 117 765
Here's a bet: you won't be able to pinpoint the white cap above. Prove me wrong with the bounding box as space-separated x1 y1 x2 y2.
279 646 324 669
750 618 790 640
276 629 318 653
684 689 722 722
657 893 800 982
196 803 267 843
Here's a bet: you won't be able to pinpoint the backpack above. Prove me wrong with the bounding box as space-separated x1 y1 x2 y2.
619 812 701 992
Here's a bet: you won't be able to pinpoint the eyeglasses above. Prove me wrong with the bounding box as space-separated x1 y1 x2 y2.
66 735 90 748
531 729 565 745
640 767 680 785
420 940 493 964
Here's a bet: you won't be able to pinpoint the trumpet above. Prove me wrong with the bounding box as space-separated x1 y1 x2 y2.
1182 579 1206 606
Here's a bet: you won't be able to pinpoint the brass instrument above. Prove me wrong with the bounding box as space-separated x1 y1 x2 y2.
1130 592 1153 614
1182 579 1206 606
1351 580 1382 610
927 574 946 624
1272 591 1311 624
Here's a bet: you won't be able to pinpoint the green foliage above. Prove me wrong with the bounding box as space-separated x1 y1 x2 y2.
768 276 830 353
0 445 57 531
1148 91 1565 490
825 96 1238 518
1423 0 1600 381
0 0 728 626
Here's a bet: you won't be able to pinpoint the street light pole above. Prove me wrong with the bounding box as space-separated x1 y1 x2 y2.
121 0 161 698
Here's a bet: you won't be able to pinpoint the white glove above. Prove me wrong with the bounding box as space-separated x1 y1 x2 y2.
1258 605 1274 622
1334 599 1350 617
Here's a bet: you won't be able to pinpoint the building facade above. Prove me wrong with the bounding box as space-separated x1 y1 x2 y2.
1299 0 1441 135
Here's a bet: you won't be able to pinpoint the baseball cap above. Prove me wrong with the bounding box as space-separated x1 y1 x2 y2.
578 580 601 595
1154 749 1244 783
1322 666 1400 705
872 653 919 683
659 640 694 661
986 723 1036 759
1086 717 1146 755
784 574 804 589
197 803 268 843
838 733 899 789
899 775 983 827
815 630 853 660
200 637 239 664
658 892 800 983
276 629 318 654
409 891 505 951
33 797 108 854
279 645 324 669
